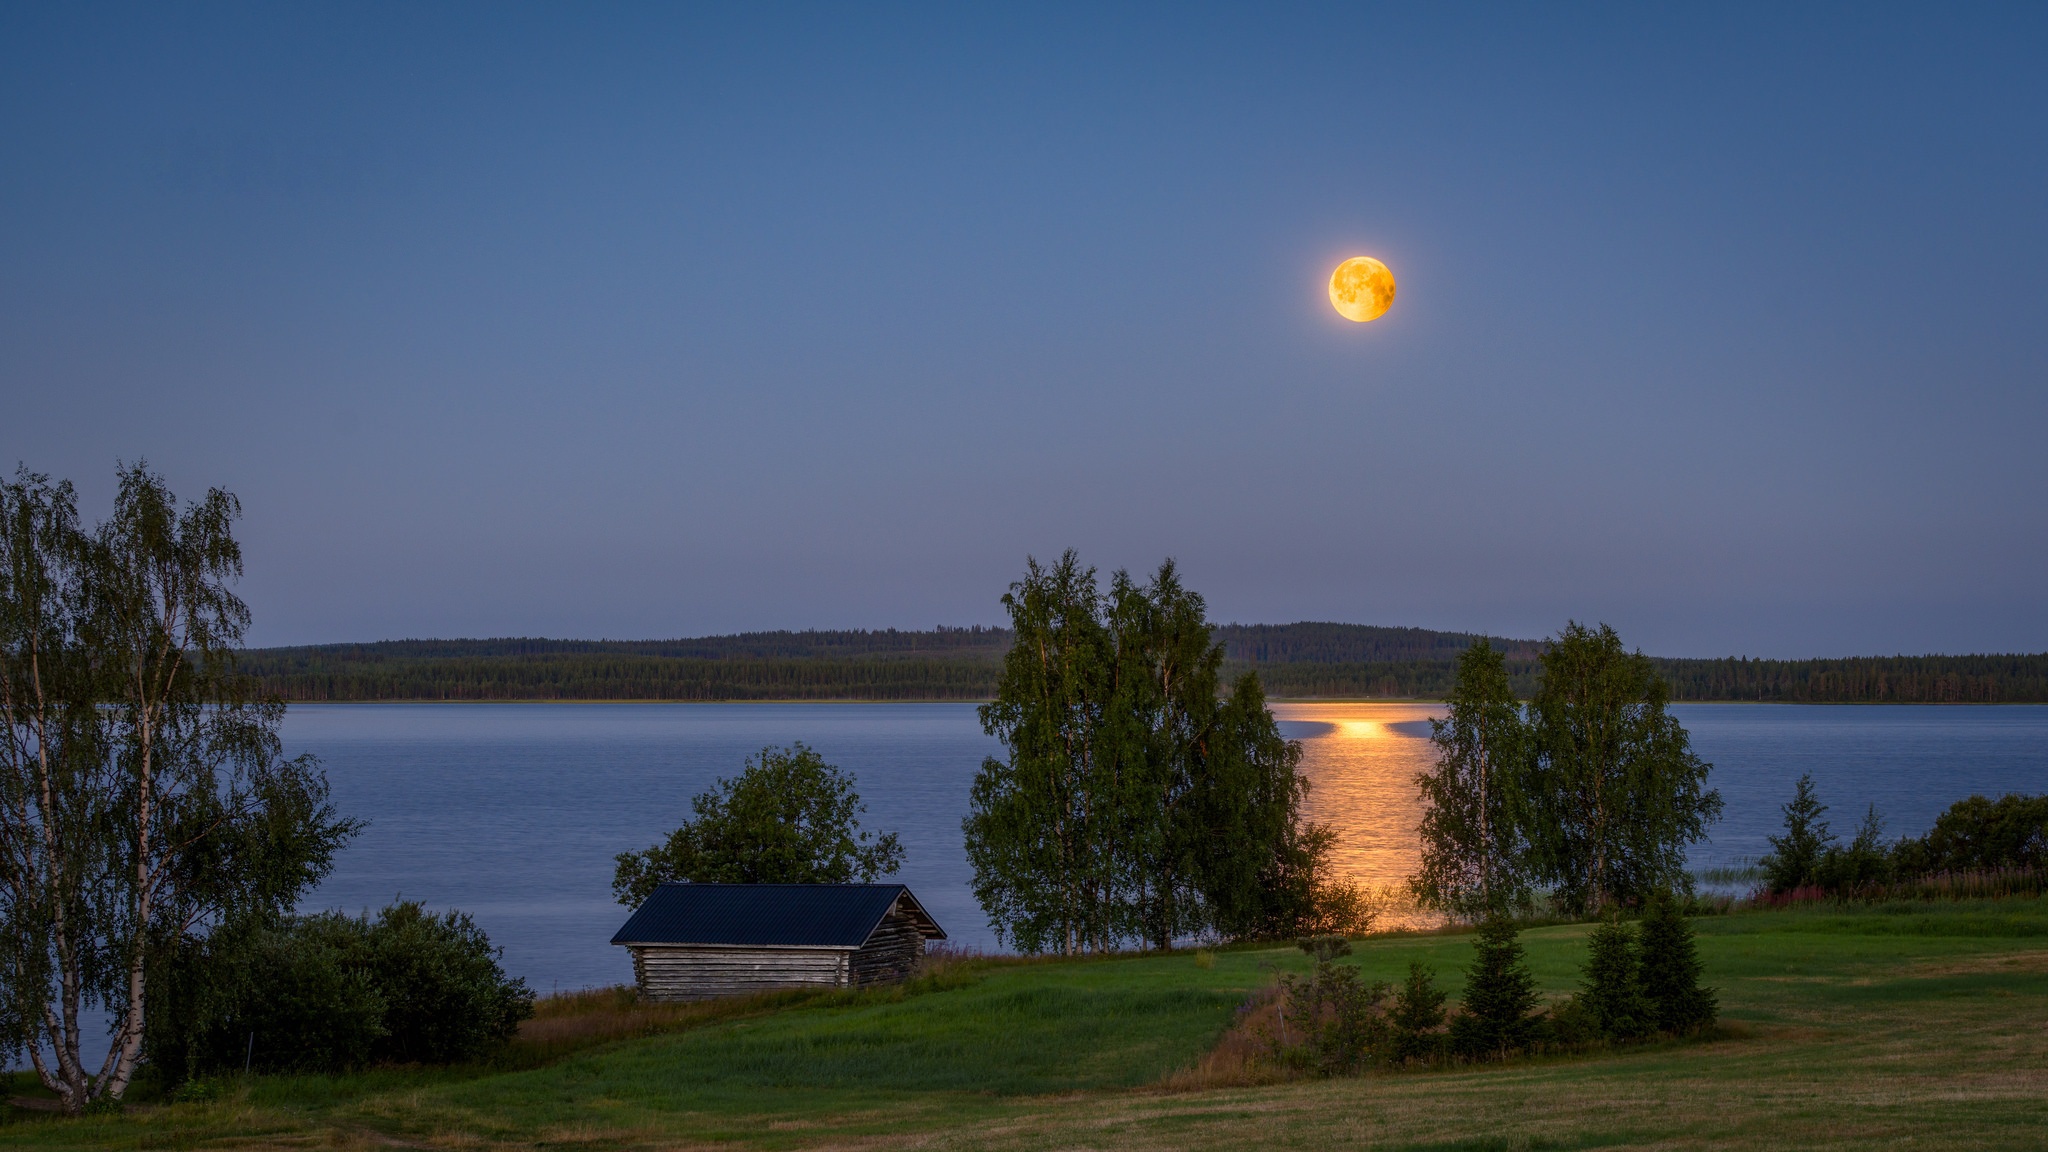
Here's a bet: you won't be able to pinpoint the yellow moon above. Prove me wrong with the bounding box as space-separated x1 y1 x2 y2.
1328 256 1395 322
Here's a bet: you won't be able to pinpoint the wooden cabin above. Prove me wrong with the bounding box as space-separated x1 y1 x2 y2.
611 882 947 1001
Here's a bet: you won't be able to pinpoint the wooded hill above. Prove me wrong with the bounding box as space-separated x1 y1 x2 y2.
236 623 2048 703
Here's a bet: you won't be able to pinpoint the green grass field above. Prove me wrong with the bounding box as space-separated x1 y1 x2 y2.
5 898 2045 1150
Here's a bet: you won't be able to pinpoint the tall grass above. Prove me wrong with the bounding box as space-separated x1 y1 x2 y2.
502 985 829 1067
1745 867 2048 909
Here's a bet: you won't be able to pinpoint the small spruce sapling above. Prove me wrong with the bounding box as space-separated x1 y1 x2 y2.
1450 915 1540 1059
1580 916 1654 1041
1759 774 1833 895
1389 962 1447 1065
1637 889 1716 1034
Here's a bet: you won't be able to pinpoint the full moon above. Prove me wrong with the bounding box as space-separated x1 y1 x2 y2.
1328 256 1396 322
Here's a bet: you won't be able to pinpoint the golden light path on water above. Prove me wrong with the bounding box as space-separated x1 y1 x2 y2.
1272 701 1448 930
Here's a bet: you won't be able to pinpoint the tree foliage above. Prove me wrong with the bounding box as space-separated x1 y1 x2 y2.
1413 640 1532 918
1637 889 1716 1034
0 465 357 1112
1388 961 1448 1064
148 900 531 1079
1759 773 1833 894
963 552 1341 954
1578 916 1654 1041
1526 622 1721 913
1449 915 1540 1059
613 743 902 906
234 630 2048 704
1759 781 2046 899
1895 793 2048 875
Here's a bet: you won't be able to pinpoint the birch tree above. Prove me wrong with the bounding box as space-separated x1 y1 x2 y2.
964 552 1328 952
964 551 1120 954
0 470 100 1111
1412 640 1534 918
1524 622 1720 913
0 465 354 1113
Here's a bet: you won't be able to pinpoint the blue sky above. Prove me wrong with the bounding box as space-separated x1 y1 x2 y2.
3 4 2043 657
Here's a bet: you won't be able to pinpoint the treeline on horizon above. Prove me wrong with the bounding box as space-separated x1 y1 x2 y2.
235 623 2048 704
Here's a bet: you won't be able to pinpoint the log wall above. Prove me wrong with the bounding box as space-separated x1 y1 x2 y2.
627 945 850 1002
849 909 927 987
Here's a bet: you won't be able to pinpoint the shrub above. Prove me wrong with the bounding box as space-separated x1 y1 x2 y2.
1636 889 1716 1034
146 914 387 1078
1450 915 1540 1060
1542 993 1602 1047
1274 936 1390 1075
244 914 391 1072
1814 806 1894 894
361 901 535 1064
148 901 532 1078
1893 794 2048 877
1579 916 1654 1041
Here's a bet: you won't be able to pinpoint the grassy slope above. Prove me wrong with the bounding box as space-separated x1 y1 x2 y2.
4 899 2045 1150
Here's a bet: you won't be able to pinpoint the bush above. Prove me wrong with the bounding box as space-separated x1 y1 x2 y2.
1814 807 1894 894
1450 915 1540 1060
145 915 386 1080
148 901 532 1078
1894 794 2048 877
362 902 534 1064
1542 993 1602 1047
1273 936 1390 1075
240 914 390 1072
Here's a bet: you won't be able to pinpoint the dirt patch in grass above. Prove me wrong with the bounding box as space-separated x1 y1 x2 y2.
1157 988 1285 1091
1903 949 2048 978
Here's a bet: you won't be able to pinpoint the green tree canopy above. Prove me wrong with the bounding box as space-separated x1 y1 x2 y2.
0 465 357 1112
1895 793 2048 875
1449 915 1541 1059
612 743 903 906
1637 889 1716 1034
963 551 1336 954
1525 622 1721 913
1759 773 1834 894
1412 640 1533 918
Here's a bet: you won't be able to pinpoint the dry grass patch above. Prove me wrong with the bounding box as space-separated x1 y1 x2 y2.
1902 948 2048 978
1157 988 1284 1091
507 985 819 1064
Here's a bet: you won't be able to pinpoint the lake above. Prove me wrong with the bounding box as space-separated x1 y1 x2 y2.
285 701 2048 993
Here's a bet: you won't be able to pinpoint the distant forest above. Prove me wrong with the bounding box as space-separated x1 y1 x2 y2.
237 623 2048 704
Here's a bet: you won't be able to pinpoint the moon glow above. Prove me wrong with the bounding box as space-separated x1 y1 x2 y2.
1329 256 1396 322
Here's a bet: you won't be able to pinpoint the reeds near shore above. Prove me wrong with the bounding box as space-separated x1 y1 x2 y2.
1746 867 2048 909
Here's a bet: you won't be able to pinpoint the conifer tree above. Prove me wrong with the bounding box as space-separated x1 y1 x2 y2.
1758 773 1832 894
1636 889 1716 1034
1450 915 1540 1059
1389 961 1447 1064
1580 916 1654 1040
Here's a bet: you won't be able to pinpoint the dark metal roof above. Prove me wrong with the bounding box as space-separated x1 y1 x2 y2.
610 883 947 948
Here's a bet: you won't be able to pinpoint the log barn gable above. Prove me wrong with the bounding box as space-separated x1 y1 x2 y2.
611 883 946 1001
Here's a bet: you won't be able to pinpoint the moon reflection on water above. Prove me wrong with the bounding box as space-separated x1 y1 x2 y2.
1273 701 1446 929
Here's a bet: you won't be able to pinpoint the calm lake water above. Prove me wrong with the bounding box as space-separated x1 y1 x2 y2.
283 701 2048 993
